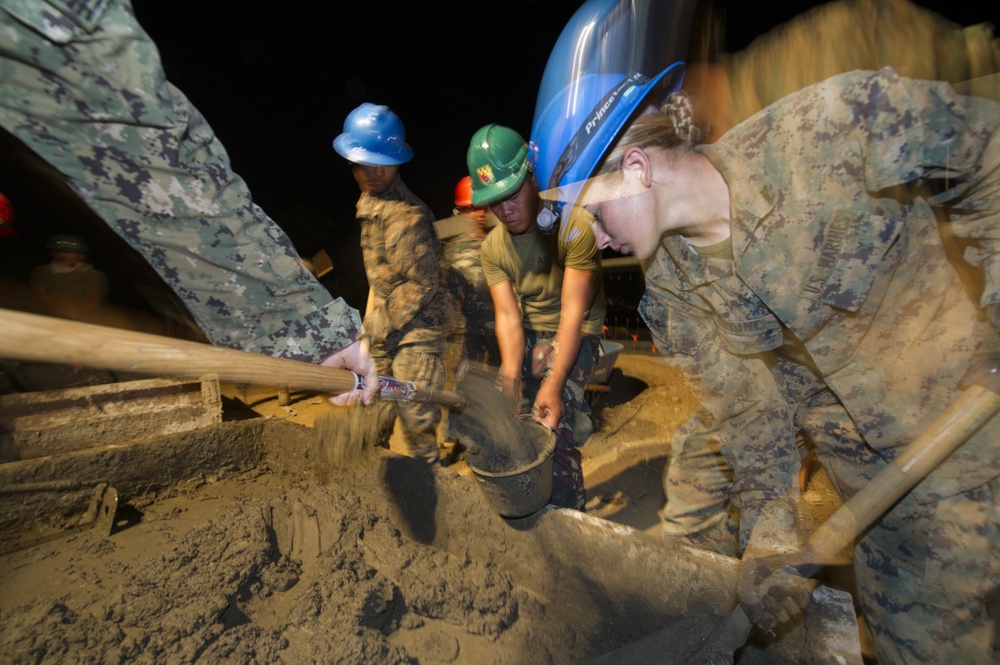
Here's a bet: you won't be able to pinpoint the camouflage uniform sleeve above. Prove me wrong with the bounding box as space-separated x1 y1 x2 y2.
368 201 443 339
931 97 1000 311
848 69 1000 310
0 0 362 364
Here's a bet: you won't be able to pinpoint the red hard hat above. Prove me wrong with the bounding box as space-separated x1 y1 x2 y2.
0 193 15 237
454 176 473 208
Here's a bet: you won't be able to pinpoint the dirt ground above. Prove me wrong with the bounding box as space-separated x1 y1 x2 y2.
228 346 844 544
0 348 855 664
220 346 701 540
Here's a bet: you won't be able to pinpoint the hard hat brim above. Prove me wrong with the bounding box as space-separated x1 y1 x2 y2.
532 63 685 203
333 134 413 166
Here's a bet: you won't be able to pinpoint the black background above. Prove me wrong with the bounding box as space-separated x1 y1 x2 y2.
4 0 1000 319
131 0 1000 313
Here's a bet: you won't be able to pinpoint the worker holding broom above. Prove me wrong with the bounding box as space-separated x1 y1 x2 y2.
466 123 606 511
530 0 1000 662
334 103 455 463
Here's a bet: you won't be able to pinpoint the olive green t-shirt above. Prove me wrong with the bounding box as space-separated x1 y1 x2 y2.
481 207 606 335
692 236 733 260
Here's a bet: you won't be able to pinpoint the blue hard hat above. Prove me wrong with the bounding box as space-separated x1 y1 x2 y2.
529 0 696 230
333 103 414 166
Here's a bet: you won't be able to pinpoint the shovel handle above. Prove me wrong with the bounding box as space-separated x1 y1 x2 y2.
371 375 468 409
0 307 359 394
806 384 1000 562
0 308 465 408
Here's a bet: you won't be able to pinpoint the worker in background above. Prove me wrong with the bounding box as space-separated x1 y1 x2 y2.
0 193 14 239
0 0 377 406
435 176 499 466
530 0 1000 661
30 234 109 322
467 124 606 510
437 176 500 369
334 103 454 463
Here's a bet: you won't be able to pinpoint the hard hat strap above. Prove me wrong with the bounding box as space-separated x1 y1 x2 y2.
547 71 649 193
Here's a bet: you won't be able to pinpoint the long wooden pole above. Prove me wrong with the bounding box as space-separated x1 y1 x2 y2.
0 308 466 408
690 381 1000 661
806 383 1000 561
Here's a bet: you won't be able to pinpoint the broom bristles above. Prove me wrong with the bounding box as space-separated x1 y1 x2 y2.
450 366 538 472
312 405 386 481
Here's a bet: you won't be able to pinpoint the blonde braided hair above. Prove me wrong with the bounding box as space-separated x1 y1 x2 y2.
597 90 704 176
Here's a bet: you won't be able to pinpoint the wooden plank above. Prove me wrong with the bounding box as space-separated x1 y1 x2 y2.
0 376 221 461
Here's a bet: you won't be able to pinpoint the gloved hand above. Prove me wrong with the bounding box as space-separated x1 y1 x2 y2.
960 349 1000 394
738 548 822 637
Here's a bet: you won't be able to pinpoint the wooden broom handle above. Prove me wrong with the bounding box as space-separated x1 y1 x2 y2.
806 383 1000 562
0 307 362 395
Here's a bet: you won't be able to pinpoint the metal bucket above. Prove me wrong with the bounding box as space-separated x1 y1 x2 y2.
591 340 623 384
467 421 557 518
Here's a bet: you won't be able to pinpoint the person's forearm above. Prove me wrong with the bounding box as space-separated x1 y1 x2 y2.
549 267 596 389
496 313 525 379
489 280 526 379
547 324 584 391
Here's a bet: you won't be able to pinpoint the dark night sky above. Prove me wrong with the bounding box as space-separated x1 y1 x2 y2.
133 0 588 271
129 0 1000 310
132 0 1000 226
131 0 594 305
10 0 995 312
132 1 1000 235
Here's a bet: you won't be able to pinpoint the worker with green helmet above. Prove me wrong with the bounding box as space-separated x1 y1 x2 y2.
335 102 455 464
467 123 606 510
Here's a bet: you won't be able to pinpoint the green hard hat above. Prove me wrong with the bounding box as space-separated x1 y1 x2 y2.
466 124 529 207
46 233 89 253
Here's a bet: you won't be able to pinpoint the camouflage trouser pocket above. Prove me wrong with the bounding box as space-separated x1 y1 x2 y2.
520 331 598 446
388 345 446 460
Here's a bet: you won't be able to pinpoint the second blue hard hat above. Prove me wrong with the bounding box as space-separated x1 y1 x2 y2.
334 103 414 166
